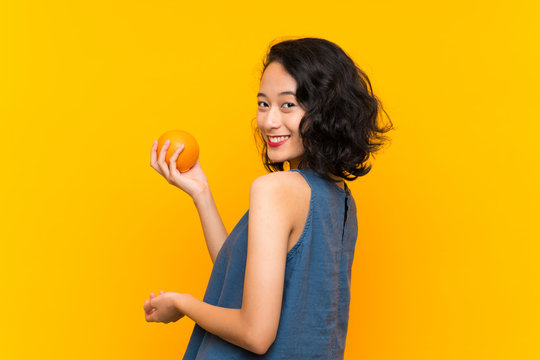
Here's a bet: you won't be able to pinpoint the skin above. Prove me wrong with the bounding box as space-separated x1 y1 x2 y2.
256 61 305 170
144 61 344 355
257 62 345 187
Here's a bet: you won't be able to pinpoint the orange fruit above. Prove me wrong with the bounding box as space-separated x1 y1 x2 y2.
157 130 199 172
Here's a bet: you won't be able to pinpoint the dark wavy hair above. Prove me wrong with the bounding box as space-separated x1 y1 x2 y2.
252 37 394 184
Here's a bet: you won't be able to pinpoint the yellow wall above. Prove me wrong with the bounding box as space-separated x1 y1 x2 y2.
1 1 538 359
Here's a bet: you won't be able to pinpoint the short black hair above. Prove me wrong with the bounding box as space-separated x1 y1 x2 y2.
252 37 394 184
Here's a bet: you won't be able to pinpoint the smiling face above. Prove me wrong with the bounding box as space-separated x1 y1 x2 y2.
257 61 306 169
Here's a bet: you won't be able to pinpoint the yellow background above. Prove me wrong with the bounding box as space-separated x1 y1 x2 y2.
1 1 538 359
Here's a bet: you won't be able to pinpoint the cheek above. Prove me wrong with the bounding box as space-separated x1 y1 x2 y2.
292 135 304 151
255 118 263 131
293 113 304 131
256 113 265 127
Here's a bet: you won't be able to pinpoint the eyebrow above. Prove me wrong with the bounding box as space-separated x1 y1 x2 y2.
257 91 296 98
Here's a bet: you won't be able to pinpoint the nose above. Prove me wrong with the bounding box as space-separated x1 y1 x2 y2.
262 105 282 131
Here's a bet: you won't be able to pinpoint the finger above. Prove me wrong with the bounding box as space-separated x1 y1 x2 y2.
150 292 156 299
150 140 159 169
190 158 202 171
160 290 165 295
144 299 153 313
158 139 170 161
145 310 156 322
168 145 184 174
150 294 160 307
157 139 171 177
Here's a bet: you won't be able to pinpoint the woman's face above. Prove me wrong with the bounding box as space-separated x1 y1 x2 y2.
257 61 306 169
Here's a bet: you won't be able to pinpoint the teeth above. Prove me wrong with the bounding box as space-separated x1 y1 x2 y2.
269 136 290 143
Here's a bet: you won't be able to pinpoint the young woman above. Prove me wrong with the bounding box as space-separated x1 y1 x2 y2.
144 37 393 359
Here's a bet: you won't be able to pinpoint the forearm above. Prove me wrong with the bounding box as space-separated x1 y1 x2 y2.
176 294 260 354
192 186 228 263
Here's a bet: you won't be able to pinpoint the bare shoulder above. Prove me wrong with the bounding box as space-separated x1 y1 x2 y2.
250 171 310 199
250 171 311 235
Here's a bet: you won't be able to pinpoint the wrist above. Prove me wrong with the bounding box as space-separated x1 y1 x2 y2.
192 186 212 207
174 293 192 313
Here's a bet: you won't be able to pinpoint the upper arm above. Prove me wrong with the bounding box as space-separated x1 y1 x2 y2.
242 173 296 354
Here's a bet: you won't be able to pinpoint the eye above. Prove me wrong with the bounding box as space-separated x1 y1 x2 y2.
283 102 295 108
257 101 268 107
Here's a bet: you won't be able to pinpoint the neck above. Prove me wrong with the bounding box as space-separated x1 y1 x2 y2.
289 158 300 170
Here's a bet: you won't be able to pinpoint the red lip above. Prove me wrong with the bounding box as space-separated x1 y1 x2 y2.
267 136 290 147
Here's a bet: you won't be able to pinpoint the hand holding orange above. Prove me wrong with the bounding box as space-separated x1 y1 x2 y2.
156 130 199 172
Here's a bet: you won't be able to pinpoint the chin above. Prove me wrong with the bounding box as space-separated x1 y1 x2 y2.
266 149 304 164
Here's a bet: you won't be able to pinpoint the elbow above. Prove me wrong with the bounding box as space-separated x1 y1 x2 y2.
246 328 276 355
249 340 272 356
